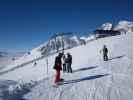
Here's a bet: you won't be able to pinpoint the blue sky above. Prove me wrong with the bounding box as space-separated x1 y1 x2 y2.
0 0 133 52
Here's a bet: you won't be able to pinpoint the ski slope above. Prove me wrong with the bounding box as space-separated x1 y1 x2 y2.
23 33 133 100
0 35 83 75
0 32 133 100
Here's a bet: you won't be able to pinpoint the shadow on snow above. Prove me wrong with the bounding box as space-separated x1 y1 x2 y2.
62 74 109 85
73 66 98 73
0 80 36 100
3 87 30 100
108 55 124 61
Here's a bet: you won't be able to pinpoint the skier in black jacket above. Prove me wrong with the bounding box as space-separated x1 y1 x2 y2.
62 54 67 73
66 53 72 73
102 45 108 61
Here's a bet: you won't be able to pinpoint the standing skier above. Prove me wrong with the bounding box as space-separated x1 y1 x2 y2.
33 61 37 66
101 45 108 61
53 53 63 85
62 53 67 73
66 53 72 73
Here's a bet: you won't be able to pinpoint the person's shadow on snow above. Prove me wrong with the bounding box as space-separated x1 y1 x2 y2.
62 74 109 85
108 55 124 61
73 66 98 73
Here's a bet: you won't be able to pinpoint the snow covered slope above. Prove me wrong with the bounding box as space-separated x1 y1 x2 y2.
0 32 133 100
0 35 84 74
3 20 132 75
23 33 133 100
0 52 24 72
1 33 133 82
80 35 95 42
0 52 12 71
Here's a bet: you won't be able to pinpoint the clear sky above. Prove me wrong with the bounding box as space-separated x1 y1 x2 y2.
0 0 133 52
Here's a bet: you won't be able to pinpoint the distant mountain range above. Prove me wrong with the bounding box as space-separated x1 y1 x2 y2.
29 20 133 57
0 51 25 58
0 51 9 57
1 20 132 65
100 20 133 34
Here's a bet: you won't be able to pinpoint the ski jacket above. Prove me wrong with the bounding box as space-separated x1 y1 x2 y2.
66 54 72 64
54 56 62 70
61 55 66 64
103 47 108 55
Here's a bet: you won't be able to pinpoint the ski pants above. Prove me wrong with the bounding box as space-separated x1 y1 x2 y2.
103 54 108 61
67 63 72 73
54 69 60 84
63 64 66 72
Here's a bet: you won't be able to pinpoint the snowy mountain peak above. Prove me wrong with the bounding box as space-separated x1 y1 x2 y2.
114 20 133 33
70 35 81 45
100 22 113 30
117 21 133 26
34 35 83 56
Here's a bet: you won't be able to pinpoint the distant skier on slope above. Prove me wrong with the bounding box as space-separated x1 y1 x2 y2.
53 53 63 85
66 53 73 73
33 61 37 66
101 45 108 61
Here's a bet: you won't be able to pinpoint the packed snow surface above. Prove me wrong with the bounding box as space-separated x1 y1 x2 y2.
0 32 133 100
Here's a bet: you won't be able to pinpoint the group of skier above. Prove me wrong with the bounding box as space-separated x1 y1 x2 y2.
53 45 109 85
62 53 72 73
53 52 72 85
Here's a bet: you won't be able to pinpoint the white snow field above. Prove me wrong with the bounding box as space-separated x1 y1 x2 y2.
0 32 133 100
0 57 12 71
23 33 133 100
